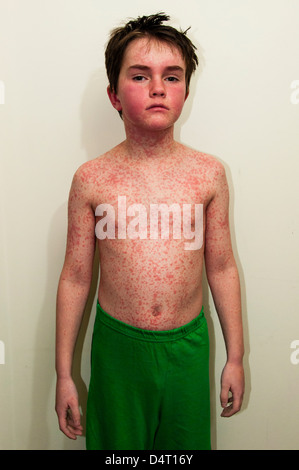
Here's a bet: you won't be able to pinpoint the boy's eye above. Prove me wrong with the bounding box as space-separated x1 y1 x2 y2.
133 75 146 81
166 76 179 82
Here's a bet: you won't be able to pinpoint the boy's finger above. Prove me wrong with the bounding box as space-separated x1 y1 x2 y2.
220 386 230 408
67 405 83 431
221 393 242 417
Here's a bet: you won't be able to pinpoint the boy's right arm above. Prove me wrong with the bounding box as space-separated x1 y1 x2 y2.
55 167 96 439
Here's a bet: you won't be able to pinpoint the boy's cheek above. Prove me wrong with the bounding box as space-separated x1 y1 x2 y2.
122 94 145 115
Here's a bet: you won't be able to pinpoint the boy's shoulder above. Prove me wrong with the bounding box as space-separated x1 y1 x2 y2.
72 149 118 183
180 144 226 175
68 153 113 208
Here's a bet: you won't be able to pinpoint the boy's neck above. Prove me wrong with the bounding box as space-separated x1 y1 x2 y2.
122 122 178 162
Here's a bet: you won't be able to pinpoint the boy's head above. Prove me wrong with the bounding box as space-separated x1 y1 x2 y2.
105 12 198 98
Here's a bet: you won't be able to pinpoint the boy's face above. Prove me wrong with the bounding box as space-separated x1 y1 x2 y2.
108 37 188 132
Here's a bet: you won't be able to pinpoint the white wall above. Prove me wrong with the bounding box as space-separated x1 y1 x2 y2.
1 0 298 450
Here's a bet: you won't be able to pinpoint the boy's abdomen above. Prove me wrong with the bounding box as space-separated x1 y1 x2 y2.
97 238 204 330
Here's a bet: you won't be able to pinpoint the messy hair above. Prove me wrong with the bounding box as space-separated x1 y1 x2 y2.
105 12 199 96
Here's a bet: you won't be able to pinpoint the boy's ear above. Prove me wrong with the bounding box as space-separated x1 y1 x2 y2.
107 85 122 112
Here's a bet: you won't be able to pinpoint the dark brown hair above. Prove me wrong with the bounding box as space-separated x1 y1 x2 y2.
105 12 199 96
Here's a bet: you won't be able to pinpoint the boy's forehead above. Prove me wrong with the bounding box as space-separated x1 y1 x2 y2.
122 37 186 69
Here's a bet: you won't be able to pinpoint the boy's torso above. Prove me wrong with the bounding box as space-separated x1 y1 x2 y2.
83 142 218 330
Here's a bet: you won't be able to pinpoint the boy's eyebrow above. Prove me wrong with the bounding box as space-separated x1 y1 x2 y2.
128 64 185 74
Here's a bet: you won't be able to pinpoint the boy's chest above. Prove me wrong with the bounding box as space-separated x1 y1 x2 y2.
93 160 213 209
92 161 214 249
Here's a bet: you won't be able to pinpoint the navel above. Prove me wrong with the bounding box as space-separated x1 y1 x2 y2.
151 304 162 317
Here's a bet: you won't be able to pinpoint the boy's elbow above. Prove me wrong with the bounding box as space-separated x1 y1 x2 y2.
60 262 93 288
205 250 237 278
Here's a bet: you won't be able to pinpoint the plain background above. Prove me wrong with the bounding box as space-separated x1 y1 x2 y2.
1 0 298 450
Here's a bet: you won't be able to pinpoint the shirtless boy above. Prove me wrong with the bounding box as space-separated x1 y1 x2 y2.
55 13 244 450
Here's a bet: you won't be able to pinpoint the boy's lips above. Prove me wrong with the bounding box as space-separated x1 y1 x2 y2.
146 104 169 110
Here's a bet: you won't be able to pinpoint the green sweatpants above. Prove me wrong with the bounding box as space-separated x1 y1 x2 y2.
86 301 211 450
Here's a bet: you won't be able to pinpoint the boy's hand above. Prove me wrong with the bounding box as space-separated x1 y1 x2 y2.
220 362 244 417
55 377 83 440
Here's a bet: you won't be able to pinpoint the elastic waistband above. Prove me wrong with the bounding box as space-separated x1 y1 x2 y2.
96 300 205 342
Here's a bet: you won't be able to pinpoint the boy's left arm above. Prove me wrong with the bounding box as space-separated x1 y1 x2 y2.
204 160 245 417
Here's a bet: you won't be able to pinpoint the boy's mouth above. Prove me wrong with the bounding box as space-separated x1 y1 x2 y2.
147 104 169 110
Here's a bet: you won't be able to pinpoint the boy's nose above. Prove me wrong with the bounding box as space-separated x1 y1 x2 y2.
149 79 166 97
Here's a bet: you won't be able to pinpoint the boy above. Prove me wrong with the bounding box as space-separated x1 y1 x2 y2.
55 13 244 450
